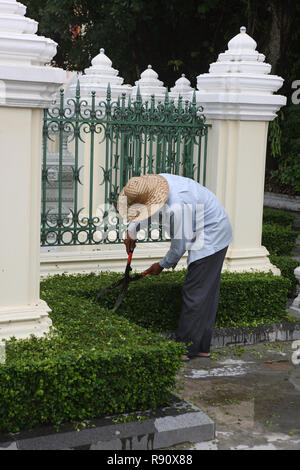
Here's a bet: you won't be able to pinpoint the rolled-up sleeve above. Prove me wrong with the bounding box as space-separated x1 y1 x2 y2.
159 237 186 269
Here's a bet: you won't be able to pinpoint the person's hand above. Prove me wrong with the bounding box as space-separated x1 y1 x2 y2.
144 262 163 276
124 230 136 255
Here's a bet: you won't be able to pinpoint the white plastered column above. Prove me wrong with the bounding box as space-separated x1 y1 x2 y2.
0 0 66 339
197 27 287 274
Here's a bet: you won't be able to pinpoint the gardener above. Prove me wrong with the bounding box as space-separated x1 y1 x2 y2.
117 173 232 361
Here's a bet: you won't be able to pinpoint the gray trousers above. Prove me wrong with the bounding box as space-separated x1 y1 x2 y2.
176 246 228 356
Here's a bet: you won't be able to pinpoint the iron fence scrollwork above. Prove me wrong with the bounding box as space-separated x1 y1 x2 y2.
41 81 210 246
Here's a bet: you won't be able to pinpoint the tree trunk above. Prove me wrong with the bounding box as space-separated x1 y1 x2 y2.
247 0 294 75
265 0 294 74
247 0 257 37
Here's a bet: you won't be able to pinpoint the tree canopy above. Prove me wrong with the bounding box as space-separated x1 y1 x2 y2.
23 0 300 97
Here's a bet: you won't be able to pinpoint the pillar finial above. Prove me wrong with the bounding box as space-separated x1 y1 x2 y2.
196 26 286 121
69 47 131 99
132 64 166 102
170 73 193 103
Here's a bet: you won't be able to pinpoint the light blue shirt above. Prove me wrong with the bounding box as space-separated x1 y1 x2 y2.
128 174 233 269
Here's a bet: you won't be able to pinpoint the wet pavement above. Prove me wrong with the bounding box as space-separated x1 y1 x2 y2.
174 341 300 450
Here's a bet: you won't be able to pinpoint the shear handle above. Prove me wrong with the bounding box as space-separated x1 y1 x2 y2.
127 250 134 265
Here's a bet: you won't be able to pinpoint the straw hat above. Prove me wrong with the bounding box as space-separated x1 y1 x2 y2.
117 174 169 222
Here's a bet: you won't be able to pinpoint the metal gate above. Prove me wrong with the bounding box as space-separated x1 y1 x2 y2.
41 82 210 246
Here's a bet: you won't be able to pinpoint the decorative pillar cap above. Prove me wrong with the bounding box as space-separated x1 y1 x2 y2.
169 74 194 101
211 26 268 73
196 26 286 121
227 26 257 54
70 47 131 99
0 0 66 108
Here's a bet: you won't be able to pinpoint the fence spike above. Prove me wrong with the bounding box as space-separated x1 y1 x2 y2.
178 95 183 112
192 89 196 107
107 83 111 102
76 77 81 97
136 85 142 104
151 94 155 111
121 92 126 109
164 89 169 106
59 88 65 115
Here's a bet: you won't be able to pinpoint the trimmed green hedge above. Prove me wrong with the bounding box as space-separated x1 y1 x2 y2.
44 270 291 333
218 272 291 327
0 268 292 433
262 223 298 256
262 208 298 256
263 208 296 227
269 255 299 297
1 299 185 432
0 343 183 433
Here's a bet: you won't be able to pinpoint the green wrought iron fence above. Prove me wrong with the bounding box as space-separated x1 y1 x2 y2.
41 81 210 246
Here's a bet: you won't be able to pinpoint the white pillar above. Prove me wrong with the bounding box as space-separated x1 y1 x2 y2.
196 27 286 274
0 0 66 339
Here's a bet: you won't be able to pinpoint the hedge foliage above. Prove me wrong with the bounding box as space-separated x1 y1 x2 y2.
263 208 296 227
269 255 299 297
262 223 298 256
0 342 184 433
262 208 298 256
73 271 291 331
0 295 185 433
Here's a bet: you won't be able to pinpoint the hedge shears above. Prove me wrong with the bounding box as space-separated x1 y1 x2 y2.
96 250 148 310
